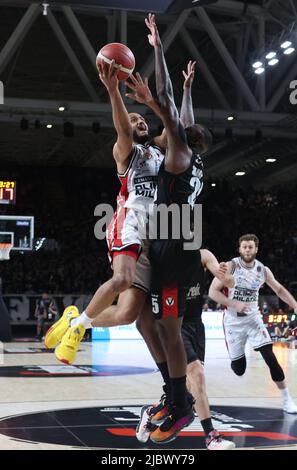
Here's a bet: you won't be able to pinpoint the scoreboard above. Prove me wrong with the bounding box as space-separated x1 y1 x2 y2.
0 181 16 205
264 313 288 324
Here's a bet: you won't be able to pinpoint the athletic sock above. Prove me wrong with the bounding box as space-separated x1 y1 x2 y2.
201 417 215 436
280 387 291 401
70 311 92 329
156 362 172 400
171 376 188 409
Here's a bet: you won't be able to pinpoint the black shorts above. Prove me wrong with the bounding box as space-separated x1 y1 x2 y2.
151 284 188 319
150 240 200 319
182 320 205 365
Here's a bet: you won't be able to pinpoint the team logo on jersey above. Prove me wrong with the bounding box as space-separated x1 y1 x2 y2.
187 283 200 299
143 149 152 159
166 297 175 306
136 159 148 169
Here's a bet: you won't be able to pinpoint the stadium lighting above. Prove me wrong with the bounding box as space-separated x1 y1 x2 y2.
266 52 276 59
252 61 263 68
235 171 245 176
283 47 295 55
281 41 292 49
42 3 49 16
268 58 279 66
266 158 277 163
254 67 265 74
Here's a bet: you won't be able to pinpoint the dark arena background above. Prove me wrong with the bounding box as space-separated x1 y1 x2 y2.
0 0 297 456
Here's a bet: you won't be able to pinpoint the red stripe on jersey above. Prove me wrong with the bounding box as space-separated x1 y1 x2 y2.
162 285 179 318
107 174 129 250
222 287 228 297
112 244 141 261
222 311 230 354
220 286 229 309
118 174 129 200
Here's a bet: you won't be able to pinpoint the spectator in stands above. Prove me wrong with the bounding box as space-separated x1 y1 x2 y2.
288 318 297 339
35 293 57 340
202 302 213 312
274 320 290 340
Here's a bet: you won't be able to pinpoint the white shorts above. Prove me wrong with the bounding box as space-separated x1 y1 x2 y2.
107 207 146 255
223 312 272 361
132 239 151 294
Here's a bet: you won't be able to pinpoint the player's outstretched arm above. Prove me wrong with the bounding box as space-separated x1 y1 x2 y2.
125 72 163 117
125 72 167 149
145 13 179 126
145 13 192 174
265 267 297 313
98 60 133 169
180 60 196 129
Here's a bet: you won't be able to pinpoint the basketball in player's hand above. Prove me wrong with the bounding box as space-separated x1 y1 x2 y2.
96 43 135 81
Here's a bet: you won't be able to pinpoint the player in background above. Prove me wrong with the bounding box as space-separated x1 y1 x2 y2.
209 233 297 414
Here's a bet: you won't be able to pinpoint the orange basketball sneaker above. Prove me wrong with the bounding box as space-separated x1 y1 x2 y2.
150 404 195 444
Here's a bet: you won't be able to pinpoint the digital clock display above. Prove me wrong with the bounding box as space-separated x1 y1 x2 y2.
265 314 288 324
0 181 16 205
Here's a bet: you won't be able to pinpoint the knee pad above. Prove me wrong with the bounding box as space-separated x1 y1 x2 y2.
258 344 285 382
231 356 246 376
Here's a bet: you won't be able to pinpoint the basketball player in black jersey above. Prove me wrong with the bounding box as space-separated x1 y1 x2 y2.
144 14 213 443
136 249 235 449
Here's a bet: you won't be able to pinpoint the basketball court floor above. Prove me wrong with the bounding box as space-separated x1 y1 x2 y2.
0 337 296 450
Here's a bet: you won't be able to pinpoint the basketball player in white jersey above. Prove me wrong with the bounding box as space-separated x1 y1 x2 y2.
209 233 297 414
45 58 165 362
45 58 202 364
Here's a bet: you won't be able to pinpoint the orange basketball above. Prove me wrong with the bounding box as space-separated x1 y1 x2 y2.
96 43 135 81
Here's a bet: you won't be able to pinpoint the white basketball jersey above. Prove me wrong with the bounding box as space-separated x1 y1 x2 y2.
118 143 164 212
225 257 267 317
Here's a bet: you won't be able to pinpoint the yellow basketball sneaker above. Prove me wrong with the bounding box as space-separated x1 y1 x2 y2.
44 305 79 349
55 324 85 364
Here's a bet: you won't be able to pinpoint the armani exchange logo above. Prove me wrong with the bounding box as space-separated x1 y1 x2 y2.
187 283 200 299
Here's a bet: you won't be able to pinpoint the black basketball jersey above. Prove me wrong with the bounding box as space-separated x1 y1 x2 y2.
183 250 205 322
150 145 204 287
155 151 203 208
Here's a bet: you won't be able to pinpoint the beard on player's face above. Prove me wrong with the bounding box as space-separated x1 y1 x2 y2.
240 251 257 263
132 129 149 144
